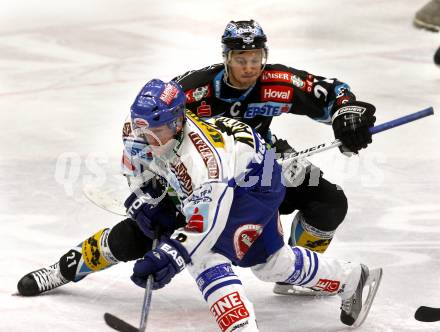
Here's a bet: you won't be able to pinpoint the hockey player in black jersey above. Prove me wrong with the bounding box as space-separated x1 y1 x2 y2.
17 20 376 298
172 20 376 294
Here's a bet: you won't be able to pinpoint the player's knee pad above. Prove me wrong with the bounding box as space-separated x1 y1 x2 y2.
289 212 335 253
324 185 348 230
108 218 153 262
59 228 119 282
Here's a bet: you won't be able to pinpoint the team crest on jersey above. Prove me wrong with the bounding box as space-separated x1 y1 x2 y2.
233 224 263 260
291 75 305 88
185 84 212 103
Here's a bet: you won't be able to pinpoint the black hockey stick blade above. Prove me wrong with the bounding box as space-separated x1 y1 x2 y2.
414 306 440 322
104 312 139 332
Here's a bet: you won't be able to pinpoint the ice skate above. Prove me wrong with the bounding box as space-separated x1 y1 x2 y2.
414 0 440 31
273 282 337 296
340 264 383 327
17 262 70 296
434 46 440 65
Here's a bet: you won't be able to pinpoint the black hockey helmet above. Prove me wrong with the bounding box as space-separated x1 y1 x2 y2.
221 20 268 56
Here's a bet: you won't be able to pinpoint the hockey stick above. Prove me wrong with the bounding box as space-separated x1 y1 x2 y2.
104 231 160 332
85 107 434 216
414 306 440 322
285 106 434 161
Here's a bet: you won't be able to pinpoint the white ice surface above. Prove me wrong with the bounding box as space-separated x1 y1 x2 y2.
1 1 440 331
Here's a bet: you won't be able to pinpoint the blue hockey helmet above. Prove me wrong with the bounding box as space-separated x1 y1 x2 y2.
130 79 185 131
221 20 268 56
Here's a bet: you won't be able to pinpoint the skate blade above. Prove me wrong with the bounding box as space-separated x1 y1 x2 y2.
273 283 336 297
352 268 383 328
413 18 440 32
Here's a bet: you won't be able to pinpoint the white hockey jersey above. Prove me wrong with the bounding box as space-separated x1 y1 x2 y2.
122 110 268 262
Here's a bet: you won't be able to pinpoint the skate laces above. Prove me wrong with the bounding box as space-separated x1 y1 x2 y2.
33 263 68 292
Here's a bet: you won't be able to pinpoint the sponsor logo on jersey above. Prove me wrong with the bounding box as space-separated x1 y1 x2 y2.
210 291 250 332
189 132 219 179
262 85 293 102
184 207 206 233
185 84 212 103
244 102 291 118
260 70 292 83
186 111 224 148
291 75 305 88
312 279 341 293
233 224 263 260
197 101 212 117
170 160 193 197
160 83 179 105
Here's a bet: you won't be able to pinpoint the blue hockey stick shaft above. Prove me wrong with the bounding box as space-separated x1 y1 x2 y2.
369 107 434 135
287 107 434 159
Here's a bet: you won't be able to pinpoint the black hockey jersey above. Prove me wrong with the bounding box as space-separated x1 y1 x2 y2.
174 63 355 140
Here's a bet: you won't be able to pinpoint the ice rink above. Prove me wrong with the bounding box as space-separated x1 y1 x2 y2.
1 0 440 331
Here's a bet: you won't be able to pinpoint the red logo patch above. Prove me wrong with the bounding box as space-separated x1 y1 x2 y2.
312 279 341 293
184 207 204 233
197 101 212 117
185 84 212 103
210 292 250 332
160 83 178 105
233 224 263 260
260 70 292 83
261 85 293 102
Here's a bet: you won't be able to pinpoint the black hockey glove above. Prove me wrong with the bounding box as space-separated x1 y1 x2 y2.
331 101 376 155
272 136 310 187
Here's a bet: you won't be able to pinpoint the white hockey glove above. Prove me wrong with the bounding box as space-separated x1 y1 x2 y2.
278 156 311 187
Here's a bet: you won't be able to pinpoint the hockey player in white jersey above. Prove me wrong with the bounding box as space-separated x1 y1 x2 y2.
122 79 382 330
17 79 382 330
